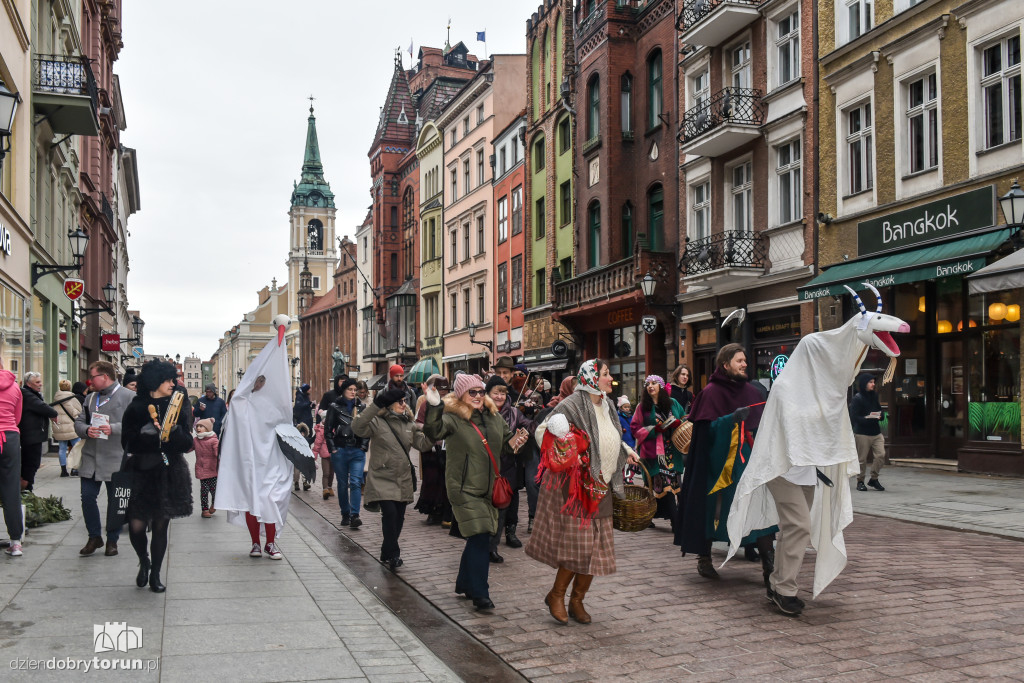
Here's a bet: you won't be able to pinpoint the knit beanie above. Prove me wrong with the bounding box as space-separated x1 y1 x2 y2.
195 418 214 433
617 395 631 408
485 375 508 393
452 373 485 400
389 364 405 378
339 378 358 395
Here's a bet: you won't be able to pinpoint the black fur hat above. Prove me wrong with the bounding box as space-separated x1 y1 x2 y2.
138 359 178 393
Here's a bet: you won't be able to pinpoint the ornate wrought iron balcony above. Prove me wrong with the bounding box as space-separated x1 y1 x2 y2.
102 195 114 227
679 230 767 277
679 0 763 46
679 87 765 157
32 54 100 136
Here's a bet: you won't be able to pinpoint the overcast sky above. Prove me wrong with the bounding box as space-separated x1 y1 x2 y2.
118 1 541 361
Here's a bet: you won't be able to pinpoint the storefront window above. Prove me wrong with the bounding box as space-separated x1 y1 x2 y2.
29 296 46 374
0 283 25 380
933 277 963 335
893 282 927 336
608 325 645 404
966 288 1020 444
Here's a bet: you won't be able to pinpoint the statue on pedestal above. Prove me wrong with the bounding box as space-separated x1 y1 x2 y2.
331 346 345 376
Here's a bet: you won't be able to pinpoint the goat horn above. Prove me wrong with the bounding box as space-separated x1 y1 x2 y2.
862 282 883 313
843 285 867 315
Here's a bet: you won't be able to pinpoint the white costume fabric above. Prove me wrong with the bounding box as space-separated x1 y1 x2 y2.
724 317 870 597
216 317 296 535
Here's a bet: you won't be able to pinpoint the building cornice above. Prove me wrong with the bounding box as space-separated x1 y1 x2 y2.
823 51 880 92
3 0 29 50
437 72 492 130
952 0 1003 25
820 0 941 67
880 14 950 63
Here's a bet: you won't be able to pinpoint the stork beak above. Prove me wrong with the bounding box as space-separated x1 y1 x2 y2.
277 325 286 347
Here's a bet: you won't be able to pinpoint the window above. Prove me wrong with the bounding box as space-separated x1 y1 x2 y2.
588 201 601 268
560 257 572 281
776 139 802 224
389 253 398 280
535 197 546 238
558 116 571 154
499 147 507 175
451 293 458 328
730 162 753 234
981 36 1022 149
498 262 508 313
846 102 874 195
511 255 523 307
450 168 458 201
846 0 872 41
463 116 470 136
536 268 546 304
476 215 485 254
587 75 600 139
776 10 800 87
906 73 939 173
477 149 485 186
621 203 633 256
692 68 710 110
648 50 662 130
476 104 484 124
730 42 751 89
621 73 633 135
533 137 546 170
462 223 470 260
463 159 470 194
390 205 398 228
497 197 508 243
463 289 471 325
559 180 571 226
312 275 320 289
451 129 457 146
428 218 437 260
511 186 523 235
477 284 486 324
648 185 664 250
450 229 458 266
692 181 710 240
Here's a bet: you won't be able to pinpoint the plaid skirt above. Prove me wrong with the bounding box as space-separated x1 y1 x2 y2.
525 471 617 576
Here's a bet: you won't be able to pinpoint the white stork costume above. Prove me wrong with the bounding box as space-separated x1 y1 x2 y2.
217 314 316 536
724 284 909 598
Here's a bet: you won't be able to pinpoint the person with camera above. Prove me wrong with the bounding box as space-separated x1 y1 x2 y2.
324 379 369 528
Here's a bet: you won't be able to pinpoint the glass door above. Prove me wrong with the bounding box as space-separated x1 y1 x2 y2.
936 339 965 459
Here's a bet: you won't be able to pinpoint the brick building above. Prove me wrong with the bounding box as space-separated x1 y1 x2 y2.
299 236 358 398
492 113 528 362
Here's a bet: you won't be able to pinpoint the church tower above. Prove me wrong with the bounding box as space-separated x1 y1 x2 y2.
288 102 336 319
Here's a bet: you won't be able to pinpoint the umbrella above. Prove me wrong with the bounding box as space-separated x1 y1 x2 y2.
406 357 440 385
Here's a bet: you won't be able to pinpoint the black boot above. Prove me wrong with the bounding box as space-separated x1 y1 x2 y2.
505 523 523 548
136 557 150 588
756 536 775 589
527 517 534 534
149 569 165 593
697 555 719 579
60 466 69 478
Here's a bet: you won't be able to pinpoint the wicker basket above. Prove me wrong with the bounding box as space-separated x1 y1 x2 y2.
612 461 657 532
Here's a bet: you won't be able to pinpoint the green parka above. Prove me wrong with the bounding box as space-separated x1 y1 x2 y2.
423 394 513 538
354 403 434 505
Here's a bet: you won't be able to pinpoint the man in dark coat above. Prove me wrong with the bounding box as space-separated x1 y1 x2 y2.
193 383 228 436
850 372 886 491
675 343 775 583
484 376 535 560
317 374 349 419
18 372 58 491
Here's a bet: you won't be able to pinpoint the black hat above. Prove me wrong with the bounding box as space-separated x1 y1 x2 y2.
339 378 358 395
139 359 178 393
122 368 137 384
485 375 508 393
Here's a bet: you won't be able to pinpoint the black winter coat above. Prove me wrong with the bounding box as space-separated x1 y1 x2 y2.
19 386 58 445
293 389 314 431
324 398 369 451
850 373 884 436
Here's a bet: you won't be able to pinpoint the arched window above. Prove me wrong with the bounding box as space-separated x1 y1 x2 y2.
533 135 546 171
588 200 601 268
621 202 633 258
531 36 542 120
542 28 550 105
587 75 600 139
621 72 633 135
390 205 398 228
648 50 663 130
306 219 323 252
402 187 415 279
647 184 664 251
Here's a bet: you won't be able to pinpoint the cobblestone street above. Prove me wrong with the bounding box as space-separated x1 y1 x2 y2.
295 467 1024 682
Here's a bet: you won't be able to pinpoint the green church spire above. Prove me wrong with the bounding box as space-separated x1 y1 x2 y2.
291 99 335 209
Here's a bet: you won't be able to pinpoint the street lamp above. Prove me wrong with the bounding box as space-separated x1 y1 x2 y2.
236 369 244 381
467 322 492 351
130 315 144 341
0 81 19 168
999 179 1024 251
31 228 90 285
77 281 117 318
639 273 656 301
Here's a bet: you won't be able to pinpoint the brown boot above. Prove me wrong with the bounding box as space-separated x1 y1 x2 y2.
545 567 574 624
80 537 104 556
568 573 594 624
104 541 118 556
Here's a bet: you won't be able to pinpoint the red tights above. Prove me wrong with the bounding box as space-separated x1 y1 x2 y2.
245 512 276 545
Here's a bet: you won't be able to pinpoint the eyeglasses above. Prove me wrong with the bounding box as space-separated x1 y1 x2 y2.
466 389 485 398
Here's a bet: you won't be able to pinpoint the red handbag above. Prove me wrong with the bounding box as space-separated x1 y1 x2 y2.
469 423 513 510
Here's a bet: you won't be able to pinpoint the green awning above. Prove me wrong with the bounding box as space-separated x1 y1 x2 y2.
798 229 1014 300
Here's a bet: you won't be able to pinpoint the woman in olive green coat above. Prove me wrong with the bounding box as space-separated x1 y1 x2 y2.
423 374 529 611
353 388 434 570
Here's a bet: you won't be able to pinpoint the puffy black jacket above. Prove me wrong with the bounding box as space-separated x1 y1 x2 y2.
849 373 884 436
324 398 369 451
19 385 58 446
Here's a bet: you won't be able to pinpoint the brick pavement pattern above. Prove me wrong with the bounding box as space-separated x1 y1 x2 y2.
303 471 1024 682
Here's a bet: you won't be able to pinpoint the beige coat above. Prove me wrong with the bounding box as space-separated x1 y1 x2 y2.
354 403 434 505
51 390 82 442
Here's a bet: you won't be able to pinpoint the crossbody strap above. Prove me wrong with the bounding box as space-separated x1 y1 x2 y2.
469 422 500 477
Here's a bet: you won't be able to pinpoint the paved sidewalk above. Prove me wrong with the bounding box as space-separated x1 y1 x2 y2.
0 456 458 683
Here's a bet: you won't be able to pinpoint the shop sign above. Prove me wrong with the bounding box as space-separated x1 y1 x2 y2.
640 315 657 334
799 256 986 300
857 186 994 257
101 334 121 352
63 278 85 301
0 223 11 256
754 314 800 340
770 354 789 379
607 308 635 326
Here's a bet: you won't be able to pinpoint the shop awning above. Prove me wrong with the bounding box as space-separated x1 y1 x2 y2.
967 244 1024 294
366 374 386 391
526 359 568 372
798 229 1014 300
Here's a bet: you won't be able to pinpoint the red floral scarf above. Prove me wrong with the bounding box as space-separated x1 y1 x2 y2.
537 425 608 527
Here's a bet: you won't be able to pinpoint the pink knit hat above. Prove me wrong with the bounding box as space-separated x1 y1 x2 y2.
452 373 485 399
195 418 214 433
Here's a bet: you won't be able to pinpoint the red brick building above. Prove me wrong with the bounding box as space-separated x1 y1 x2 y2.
299 237 358 398
492 113 528 362
554 0 681 402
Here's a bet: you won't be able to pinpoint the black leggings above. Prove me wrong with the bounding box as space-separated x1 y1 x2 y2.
129 517 170 574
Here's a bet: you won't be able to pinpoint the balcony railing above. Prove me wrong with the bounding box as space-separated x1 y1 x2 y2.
32 54 99 136
681 88 765 143
555 251 676 310
680 230 767 276
680 0 759 30
102 195 114 227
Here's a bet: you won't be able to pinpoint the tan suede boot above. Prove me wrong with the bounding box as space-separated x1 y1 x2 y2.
568 573 594 624
545 567 575 624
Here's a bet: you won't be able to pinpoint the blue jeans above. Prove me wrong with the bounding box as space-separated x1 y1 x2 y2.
81 477 121 542
330 447 366 516
58 438 80 467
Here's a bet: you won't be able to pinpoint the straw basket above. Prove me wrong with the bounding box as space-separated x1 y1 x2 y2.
612 461 657 532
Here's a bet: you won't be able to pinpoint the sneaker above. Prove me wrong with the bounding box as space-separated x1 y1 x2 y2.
349 515 362 529
770 590 804 616
856 481 868 492
766 587 805 611
265 542 283 560
868 479 885 491
5 541 22 557
249 543 262 558
341 514 351 526
302 480 311 491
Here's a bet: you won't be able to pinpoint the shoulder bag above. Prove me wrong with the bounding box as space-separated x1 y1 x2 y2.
469 422 512 510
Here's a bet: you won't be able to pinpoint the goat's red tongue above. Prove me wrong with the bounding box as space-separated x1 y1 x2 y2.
874 330 900 355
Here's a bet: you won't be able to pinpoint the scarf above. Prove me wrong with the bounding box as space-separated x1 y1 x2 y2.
546 376 575 408
547 391 626 498
687 368 766 428
537 426 607 526
574 359 604 396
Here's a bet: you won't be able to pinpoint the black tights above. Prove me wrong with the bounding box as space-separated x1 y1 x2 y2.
129 518 170 574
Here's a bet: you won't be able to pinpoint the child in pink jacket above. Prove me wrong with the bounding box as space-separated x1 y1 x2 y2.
193 418 220 518
313 416 333 500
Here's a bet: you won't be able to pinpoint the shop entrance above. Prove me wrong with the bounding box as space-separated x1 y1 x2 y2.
936 339 966 459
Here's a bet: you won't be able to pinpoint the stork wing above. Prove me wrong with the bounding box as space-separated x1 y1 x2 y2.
275 424 317 483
